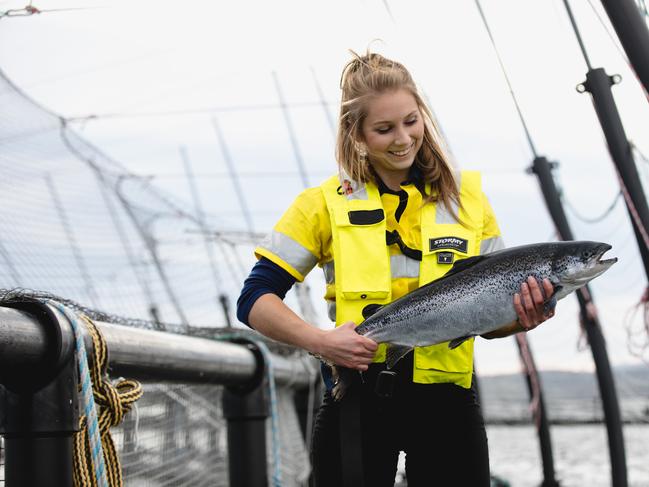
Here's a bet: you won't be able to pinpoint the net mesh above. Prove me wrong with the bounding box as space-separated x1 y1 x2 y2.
0 65 312 485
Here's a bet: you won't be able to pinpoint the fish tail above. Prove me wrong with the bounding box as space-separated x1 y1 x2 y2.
331 366 359 401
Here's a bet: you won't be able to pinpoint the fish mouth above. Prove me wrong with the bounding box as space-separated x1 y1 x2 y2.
594 244 618 269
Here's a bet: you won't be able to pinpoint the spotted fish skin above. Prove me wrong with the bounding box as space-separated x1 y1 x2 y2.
331 241 616 400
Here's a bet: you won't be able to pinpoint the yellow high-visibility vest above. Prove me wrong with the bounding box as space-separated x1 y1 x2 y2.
320 171 485 387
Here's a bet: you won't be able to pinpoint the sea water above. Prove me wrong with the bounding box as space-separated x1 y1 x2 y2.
487 424 649 487
394 424 649 486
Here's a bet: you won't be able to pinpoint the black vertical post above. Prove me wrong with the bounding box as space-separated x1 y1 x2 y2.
578 68 649 278
531 156 627 487
0 300 79 487
222 342 270 487
219 294 233 329
599 0 649 95
515 334 559 487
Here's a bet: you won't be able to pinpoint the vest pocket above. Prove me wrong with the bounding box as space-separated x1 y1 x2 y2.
414 340 474 373
337 222 391 300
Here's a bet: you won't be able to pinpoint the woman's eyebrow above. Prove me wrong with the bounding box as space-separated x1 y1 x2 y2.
371 110 419 125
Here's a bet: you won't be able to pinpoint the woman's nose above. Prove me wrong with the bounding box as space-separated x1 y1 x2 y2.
394 125 410 145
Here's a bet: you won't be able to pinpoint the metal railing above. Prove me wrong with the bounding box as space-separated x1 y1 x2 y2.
0 301 316 487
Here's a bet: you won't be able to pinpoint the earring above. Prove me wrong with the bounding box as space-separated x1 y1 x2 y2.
358 147 367 160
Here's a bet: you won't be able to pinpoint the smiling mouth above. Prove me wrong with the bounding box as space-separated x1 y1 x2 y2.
389 142 415 157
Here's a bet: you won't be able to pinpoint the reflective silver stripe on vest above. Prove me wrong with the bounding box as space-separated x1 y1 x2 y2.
480 236 505 255
322 253 420 286
261 230 318 276
390 253 420 278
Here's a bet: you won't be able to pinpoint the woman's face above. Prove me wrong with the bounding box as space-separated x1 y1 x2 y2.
360 88 424 188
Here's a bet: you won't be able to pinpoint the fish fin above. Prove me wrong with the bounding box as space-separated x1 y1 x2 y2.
361 303 383 320
331 366 361 401
385 344 412 369
444 255 487 278
448 335 474 350
543 293 559 315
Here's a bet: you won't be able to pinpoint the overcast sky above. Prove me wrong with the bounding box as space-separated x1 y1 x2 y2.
1 0 648 374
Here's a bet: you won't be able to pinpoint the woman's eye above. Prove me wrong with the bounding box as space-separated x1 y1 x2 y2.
405 118 418 125
376 127 391 134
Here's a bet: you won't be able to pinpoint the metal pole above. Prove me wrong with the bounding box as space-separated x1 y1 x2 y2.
272 71 310 188
578 68 649 276
210 117 255 233
45 174 100 308
515 334 559 487
564 0 649 280
0 300 78 487
223 342 270 487
531 156 627 487
179 145 232 327
114 176 190 330
0 305 312 388
310 66 336 136
600 0 649 95
95 171 159 318
0 240 22 286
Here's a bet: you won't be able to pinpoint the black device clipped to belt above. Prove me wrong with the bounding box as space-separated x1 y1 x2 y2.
375 370 397 398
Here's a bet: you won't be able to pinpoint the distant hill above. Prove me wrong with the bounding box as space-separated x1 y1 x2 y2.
477 364 649 423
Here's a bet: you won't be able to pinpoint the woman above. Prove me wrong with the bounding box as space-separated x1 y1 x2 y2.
237 51 555 486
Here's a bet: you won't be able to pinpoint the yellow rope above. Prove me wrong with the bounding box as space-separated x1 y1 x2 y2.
73 315 143 487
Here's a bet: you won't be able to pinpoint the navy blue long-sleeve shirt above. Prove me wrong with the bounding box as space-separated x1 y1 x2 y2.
236 257 297 326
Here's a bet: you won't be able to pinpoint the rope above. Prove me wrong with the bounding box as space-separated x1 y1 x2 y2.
218 333 283 486
45 300 143 487
254 339 283 487
623 287 649 366
515 334 542 429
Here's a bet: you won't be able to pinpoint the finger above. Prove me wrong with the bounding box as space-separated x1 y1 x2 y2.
520 282 537 317
542 278 554 297
513 292 531 329
360 336 379 352
527 276 545 307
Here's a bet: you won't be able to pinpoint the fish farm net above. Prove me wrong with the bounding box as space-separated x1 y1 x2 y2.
0 65 314 485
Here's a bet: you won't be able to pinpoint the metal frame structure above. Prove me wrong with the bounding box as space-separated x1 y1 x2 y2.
0 303 315 487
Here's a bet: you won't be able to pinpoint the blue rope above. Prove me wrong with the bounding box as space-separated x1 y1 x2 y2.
45 299 109 487
253 340 283 487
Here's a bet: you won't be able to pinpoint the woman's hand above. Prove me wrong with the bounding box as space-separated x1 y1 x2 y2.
514 276 555 331
316 321 378 371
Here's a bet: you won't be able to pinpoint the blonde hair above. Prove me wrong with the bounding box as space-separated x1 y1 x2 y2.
336 50 460 212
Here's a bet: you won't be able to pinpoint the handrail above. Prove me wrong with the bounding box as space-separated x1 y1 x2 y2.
0 306 314 388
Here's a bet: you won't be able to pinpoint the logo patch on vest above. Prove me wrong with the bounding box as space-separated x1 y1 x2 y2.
437 251 454 264
429 236 468 253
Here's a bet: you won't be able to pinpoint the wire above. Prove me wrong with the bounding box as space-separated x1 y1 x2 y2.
474 0 538 158
564 191 622 223
65 99 336 122
562 0 594 70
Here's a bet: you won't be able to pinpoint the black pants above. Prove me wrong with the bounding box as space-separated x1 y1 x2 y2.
311 356 490 487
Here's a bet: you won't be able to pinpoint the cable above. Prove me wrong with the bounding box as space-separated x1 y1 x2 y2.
562 0 594 70
564 191 622 223
65 100 336 122
474 0 539 158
